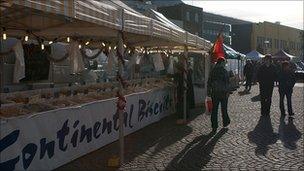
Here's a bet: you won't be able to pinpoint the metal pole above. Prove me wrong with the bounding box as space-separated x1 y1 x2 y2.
0 39 3 95
204 52 209 98
237 57 240 85
183 46 188 121
117 32 124 165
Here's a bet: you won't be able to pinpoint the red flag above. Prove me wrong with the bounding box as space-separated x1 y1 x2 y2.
211 33 225 63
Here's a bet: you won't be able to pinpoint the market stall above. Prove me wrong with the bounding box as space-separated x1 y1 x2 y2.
223 44 246 88
0 0 211 170
272 49 296 61
145 9 211 106
246 50 265 61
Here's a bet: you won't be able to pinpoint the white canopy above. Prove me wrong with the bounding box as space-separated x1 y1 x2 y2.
1 0 211 50
246 50 265 61
273 50 296 61
147 9 211 50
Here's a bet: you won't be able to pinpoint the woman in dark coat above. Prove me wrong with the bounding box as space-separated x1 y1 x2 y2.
278 61 296 116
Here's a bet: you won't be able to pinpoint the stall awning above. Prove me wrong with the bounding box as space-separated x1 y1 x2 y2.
273 49 295 61
224 44 245 59
246 50 264 61
147 9 211 50
13 0 75 17
1 0 211 50
148 9 186 44
75 0 121 30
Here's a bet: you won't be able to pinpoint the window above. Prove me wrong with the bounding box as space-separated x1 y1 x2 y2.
257 36 261 45
280 40 284 49
290 41 295 50
274 39 279 49
195 13 198 23
186 11 190 21
261 37 266 47
289 41 294 50
282 40 287 49
268 38 272 48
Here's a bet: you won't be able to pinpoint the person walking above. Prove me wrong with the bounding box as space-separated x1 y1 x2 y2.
278 61 296 117
243 60 254 92
207 57 231 132
257 54 278 116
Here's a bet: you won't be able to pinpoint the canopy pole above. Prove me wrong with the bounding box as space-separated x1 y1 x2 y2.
117 8 125 166
204 52 210 97
238 56 240 85
117 31 125 166
0 39 3 93
183 46 188 121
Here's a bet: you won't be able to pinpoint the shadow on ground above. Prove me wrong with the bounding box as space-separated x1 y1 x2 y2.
165 128 228 170
251 94 261 102
238 90 251 96
278 116 302 150
247 115 278 156
124 107 205 161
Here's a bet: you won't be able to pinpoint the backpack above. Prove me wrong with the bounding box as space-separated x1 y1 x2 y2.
211 67 229 96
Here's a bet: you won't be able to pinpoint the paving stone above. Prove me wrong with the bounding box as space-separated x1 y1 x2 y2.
56 85 304 171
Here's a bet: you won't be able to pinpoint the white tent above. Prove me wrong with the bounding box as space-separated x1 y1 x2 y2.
273 49 296 61
246 50 264 61
146 9 211 50
1 0 211 49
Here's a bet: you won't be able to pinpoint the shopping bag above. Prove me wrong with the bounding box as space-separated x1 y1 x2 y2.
205 96 213 114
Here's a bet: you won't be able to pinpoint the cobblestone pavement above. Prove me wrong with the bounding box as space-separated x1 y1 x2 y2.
57 84 304 171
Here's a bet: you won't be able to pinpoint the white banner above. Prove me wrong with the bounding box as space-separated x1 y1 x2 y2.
0 87 175 171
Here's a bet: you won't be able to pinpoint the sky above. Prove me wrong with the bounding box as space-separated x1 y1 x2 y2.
182 0 304 30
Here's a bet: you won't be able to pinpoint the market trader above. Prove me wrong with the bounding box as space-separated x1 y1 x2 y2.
257 54 278 116
207 56 231 132
243 60 254 92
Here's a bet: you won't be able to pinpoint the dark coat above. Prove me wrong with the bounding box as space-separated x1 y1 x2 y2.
244 63 254 77
257 63 277 87
278 70 296 92
207 64 230 98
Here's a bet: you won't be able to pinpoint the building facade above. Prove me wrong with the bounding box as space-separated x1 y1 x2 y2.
202 20 232 46
231 24 253 54
123 0 157 13
157 3 203 37
202 12 252 47
232 21 303 56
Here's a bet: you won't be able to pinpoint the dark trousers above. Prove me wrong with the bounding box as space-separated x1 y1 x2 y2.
245 76 252 91
279 89 293 115
211 96 230 129
259 84 274 116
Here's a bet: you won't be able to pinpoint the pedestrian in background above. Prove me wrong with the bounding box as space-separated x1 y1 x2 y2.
278 61 296 117
252 60 259 85
207 57 231 132
243 60 254 92
257 54 278 116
